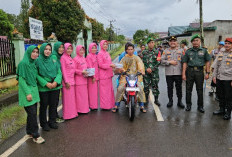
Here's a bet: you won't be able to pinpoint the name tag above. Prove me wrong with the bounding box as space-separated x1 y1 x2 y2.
198 51 204 56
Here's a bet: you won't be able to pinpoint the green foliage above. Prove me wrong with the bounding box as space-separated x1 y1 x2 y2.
115 35 126 44
133 29 159 44
0 9 14 38
86 16 105 42
26 0 85 42
103 27 116 41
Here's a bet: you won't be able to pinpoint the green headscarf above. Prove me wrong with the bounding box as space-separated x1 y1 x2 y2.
36 43 58 79
16 45 38 87
52 41 63 67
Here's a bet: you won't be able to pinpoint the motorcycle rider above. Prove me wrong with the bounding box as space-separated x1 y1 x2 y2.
112 42 146 113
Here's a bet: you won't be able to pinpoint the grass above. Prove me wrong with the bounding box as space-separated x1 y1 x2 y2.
0 103 26 143
0 85 18 97
109 45 124 60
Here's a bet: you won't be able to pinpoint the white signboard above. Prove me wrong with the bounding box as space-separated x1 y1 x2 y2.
29 17 44 40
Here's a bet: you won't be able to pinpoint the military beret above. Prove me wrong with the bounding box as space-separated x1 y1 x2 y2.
169 36 177 41
191 34 201 42
225 38 232 43
146 37 154 44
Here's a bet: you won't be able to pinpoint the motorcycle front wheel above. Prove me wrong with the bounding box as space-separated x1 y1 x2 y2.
129 96 135 121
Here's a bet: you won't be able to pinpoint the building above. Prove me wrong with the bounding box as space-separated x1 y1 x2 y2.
158 20 232 51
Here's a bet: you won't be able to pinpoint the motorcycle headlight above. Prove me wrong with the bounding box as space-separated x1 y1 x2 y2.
128 80 136 87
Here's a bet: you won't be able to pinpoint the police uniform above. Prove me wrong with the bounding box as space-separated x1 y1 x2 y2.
140 38 161 106
161 36 184 108
182 34 211 112
212 38 232 120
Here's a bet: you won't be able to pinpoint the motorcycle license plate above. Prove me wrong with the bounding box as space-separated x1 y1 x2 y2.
126 87 139 92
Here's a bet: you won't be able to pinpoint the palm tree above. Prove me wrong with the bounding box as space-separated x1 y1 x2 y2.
179 0 204 46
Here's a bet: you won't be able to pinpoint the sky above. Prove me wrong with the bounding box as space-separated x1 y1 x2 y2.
1 0 232 38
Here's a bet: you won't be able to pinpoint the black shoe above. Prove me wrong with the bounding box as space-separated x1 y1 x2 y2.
213 108 225 115
177 101 185 109
223 110 231 120
185 104 191 111
167 101 173 108
154 100 161 106
42 125 50 131
197 106 205 113
49 123 58 129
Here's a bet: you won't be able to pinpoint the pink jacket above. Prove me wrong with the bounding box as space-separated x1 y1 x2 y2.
60 43 75 86
86 43 99 80
97 40 113 80
73 45 88 85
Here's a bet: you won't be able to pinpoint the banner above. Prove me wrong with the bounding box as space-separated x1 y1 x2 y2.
29 17 44 40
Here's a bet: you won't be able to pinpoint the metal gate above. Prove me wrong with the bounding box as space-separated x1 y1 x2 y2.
0 38 16 77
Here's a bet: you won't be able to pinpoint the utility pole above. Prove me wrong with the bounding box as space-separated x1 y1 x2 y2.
199 0 204 46
109 20 115 41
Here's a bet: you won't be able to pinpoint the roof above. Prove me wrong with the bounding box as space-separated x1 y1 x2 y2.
185 26 217 32
168 26 189 36
189 22 212 28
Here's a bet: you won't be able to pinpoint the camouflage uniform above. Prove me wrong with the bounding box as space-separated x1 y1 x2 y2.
140 49 160 99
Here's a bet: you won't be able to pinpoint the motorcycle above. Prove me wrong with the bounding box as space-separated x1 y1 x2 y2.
119 69 142 121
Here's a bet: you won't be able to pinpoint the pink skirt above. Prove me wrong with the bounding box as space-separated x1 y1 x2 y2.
99 78 115 109
62 85 78 120
75 84 89 113
88 79 99 109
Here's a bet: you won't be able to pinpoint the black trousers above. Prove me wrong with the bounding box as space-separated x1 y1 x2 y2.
39 90 60 127
186 68 204 106
24 103 39 138
166 75 182 102
55 89 61 118
216 79 232 110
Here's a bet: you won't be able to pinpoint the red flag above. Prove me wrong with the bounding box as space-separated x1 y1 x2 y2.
157 51 161 61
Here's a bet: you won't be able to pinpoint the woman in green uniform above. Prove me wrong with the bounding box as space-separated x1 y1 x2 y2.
17 45 45 144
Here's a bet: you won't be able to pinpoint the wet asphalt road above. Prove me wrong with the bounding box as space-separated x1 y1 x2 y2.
0 56 232 157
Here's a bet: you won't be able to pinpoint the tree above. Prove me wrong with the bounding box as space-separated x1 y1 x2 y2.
179 0 204 46
26 0 85 42
19 0 30 37
104 27 116 42
133 29 159 44
116 34 126 44
86 16 105 41
0 9 14 38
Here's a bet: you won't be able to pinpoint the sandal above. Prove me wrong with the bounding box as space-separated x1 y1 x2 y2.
33 136 45 144
140 107 147 113
112 107 119 113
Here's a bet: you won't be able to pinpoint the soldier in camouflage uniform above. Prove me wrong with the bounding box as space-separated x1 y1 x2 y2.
140 38 161 106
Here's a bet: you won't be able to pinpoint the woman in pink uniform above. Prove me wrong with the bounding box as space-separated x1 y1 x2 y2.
86 43 99 110
60 43 77 120
74 45 89 114
97 40 116 110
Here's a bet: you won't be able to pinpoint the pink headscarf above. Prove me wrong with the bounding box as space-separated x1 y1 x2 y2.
99 40 108 52
64 43 73 56
76 45 85 57
88 43 97 54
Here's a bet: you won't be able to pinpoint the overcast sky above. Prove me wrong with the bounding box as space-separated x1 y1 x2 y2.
1 0 232 37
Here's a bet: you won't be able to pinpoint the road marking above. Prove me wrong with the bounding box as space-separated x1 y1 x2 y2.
149 89 164 122
0 105 63 157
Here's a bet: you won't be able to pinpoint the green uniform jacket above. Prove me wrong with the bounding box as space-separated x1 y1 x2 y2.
36 68 62 92
140 49 160 74
182 47 211 66
18 76 40 107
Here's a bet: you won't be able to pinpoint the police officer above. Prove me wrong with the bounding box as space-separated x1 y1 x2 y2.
182 34 211 113
161 36 185 108
212 38 232 120
140 38 161 106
